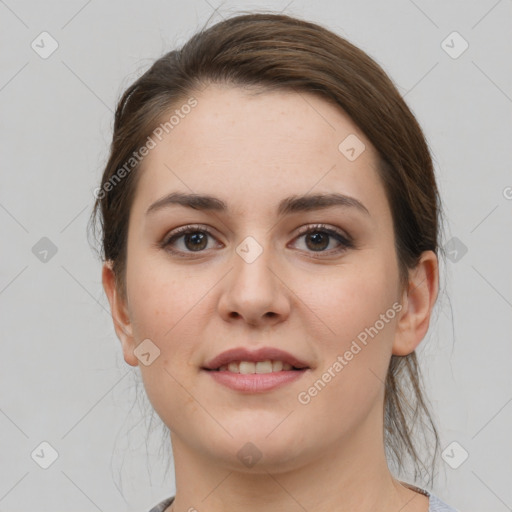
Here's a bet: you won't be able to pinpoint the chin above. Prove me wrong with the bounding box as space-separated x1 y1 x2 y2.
203 429 310 473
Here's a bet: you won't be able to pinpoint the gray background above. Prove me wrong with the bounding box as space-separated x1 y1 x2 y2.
1 0 511 511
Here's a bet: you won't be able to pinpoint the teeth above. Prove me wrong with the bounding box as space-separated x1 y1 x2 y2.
240 361 256 374
272 360 283 372
217 360 295 373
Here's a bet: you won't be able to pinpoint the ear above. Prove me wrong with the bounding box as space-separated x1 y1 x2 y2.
102 261 138 366
392 250 439 356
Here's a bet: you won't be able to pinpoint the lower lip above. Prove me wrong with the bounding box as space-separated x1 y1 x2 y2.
202 369 308 392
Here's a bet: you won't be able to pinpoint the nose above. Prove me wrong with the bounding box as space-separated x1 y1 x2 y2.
217 238 291 327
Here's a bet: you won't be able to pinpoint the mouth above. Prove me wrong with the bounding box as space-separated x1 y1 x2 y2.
201 347 311 393
203 360 308 373
201 363 309 393
202 346 311 373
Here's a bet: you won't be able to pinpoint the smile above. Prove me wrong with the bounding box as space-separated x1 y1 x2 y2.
214 360 299 373
202 366 309 392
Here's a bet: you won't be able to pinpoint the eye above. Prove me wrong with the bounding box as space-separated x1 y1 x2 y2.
291 224 353 255
160 225 220 256
160 223 353 258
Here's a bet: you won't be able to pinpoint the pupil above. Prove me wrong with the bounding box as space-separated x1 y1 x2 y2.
307 232 328 251
185 232 207 251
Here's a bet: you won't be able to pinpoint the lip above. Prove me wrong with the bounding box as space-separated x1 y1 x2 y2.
202 346 310 371
204 368 309 392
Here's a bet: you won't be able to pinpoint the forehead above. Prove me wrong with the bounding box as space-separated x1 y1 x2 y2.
131 85 388 221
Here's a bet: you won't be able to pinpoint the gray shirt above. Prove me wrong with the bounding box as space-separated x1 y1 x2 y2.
148 484 458 512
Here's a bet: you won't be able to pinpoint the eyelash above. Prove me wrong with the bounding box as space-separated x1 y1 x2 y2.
160 223 354 258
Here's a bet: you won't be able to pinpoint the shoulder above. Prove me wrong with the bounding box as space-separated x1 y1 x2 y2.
147 496 175 512
428 492 459 512
399 481 459 512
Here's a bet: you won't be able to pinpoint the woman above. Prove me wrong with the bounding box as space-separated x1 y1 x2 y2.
90 11 458 512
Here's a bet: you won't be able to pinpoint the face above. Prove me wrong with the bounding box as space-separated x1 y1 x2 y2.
105 85 425 472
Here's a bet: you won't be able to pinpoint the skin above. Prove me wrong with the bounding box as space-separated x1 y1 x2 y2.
102 84 438 512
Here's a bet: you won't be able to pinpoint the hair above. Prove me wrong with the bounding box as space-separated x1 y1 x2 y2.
89 11 444 488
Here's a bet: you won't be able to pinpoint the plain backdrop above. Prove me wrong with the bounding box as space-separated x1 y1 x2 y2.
1 1 511 511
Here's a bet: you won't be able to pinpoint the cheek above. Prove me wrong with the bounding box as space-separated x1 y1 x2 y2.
297 269 400 428
125 261 206 405
126 262 206 426
126 252 199 339
296 254 400 413
299 258 399 345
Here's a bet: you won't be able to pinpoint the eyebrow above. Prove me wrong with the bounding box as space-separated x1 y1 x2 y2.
146 191 370 217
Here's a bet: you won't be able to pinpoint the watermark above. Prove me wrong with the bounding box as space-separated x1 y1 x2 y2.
32 236 58 263
338 133 366 161
236 236 264 264
133 338 161 366
237 441 263 468
441 441 469 469
441 31 469 59
503 186 512 200
31 441 59 469
444 236 468 263
297 301 402 405
31 31 59 59
94 96 198 200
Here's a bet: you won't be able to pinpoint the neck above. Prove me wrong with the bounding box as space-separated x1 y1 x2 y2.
166 403 426 512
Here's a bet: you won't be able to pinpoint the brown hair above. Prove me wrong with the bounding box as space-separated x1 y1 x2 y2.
89 11 443 487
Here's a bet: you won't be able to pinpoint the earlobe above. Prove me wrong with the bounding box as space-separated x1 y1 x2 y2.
392 251 439 356
101 261 139 367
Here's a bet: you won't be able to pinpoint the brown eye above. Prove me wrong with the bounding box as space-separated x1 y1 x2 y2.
304 231 330 251
162 225 219 256
181 231 208 251
293 224 353 255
